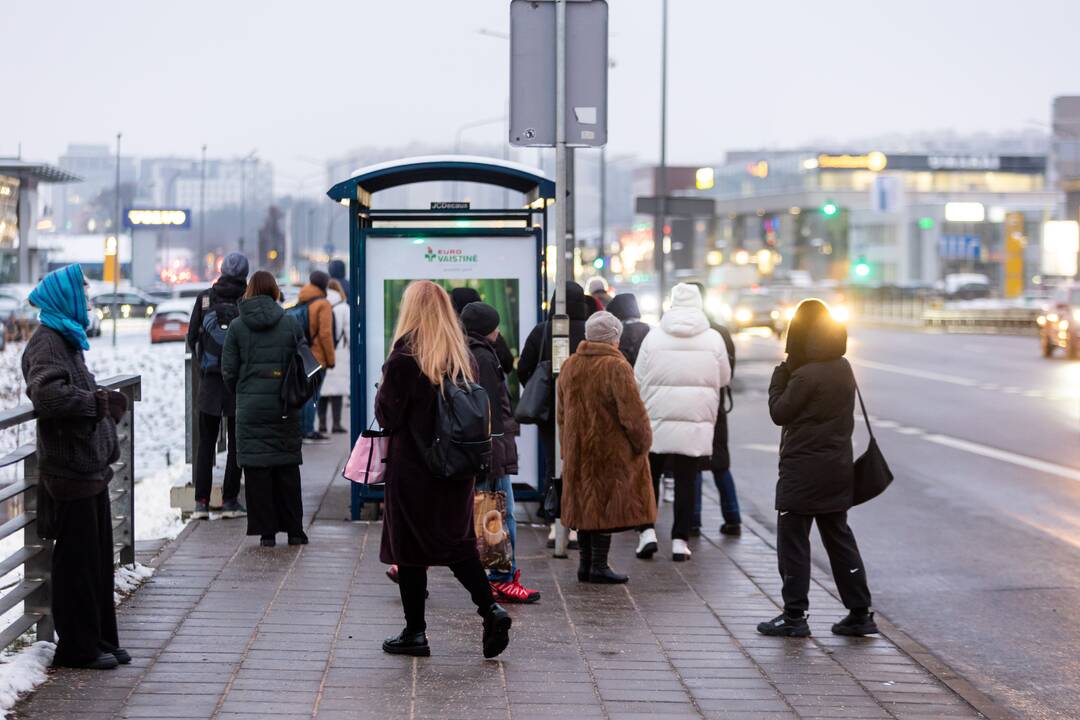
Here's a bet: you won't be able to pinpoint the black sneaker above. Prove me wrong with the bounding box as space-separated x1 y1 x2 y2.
331 427 348 434
720 523 742 536
757 613 811 637
191 501 210 520
56 652 119 670
482 604 512 659
382 629 430 657
260 535 276 547
288 531 309 546
832 611 879 637
99 642 131 665
220 499 247 519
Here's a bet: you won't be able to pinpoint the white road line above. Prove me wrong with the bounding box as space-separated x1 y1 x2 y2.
896 426 925 435
849 358 978 387
923 433 1080 483
742 443 779 453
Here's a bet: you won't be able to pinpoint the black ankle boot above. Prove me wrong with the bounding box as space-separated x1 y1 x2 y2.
481 604 512 658
577 531 593 582
588 533 628 584
382 628 430 656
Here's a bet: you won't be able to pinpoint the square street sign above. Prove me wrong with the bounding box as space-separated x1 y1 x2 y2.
509 0 609 148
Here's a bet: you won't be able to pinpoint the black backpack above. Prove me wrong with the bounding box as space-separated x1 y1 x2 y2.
199 294 240 374
279 323 323 416
413 377 493 481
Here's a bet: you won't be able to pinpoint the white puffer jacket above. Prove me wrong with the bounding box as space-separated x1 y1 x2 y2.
635 284 731 457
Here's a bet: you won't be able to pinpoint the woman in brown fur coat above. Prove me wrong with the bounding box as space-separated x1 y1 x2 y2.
557 311 657 583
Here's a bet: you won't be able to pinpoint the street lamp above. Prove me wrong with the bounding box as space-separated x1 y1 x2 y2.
239 150 257 254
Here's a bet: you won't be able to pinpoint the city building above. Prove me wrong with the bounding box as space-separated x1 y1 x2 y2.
0 159 81 283
1052 96 1080 223
52 144 136 234
688 147 1059 293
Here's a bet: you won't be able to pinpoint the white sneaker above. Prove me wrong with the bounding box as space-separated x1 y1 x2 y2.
672 538 692 562
636 528 658 559
662 477 675 504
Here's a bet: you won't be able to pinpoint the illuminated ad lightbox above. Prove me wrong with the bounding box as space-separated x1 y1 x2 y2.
365 233 540 487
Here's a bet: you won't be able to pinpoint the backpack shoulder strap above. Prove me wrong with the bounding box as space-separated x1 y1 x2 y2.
854 379 874 440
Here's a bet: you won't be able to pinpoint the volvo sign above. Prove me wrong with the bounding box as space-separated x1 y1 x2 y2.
123 208 191 229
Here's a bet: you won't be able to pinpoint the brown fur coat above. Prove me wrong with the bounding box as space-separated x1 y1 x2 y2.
557 341 656 531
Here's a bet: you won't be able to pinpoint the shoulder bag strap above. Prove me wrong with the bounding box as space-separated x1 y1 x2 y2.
854 380 875 440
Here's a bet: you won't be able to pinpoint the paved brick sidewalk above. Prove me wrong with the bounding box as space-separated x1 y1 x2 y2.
14 439 983 720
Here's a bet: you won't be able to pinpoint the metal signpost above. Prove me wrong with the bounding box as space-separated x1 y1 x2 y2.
510 0 608 555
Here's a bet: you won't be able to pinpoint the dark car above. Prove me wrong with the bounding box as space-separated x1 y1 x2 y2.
92 291 158 320
1038 284 1080 358
731 292 782 334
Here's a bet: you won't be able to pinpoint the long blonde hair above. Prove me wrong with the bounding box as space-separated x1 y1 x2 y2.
392 280 475 385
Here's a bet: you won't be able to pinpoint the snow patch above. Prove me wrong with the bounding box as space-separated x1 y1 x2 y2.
0 641 55 719
114 562 154 604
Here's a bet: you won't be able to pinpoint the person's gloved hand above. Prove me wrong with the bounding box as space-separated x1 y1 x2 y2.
106 390 128 422
95 389 110 420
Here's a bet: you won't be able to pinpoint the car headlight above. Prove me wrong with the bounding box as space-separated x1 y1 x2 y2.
1048 312 1059 323
830 305 850 323
639 294 659 313
705 296 726 318
785 306 796 321
1072 309 1080 323
121 304 131 318
770 309 780 320
95 309 104 320
146 305 155 316
734 308 752 324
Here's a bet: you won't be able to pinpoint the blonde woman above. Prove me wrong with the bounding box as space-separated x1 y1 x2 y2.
375 280 511 659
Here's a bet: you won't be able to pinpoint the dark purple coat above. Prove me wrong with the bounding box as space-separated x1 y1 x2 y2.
376 340 480 567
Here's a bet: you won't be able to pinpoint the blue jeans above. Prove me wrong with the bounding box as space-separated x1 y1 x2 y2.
694 469 741 527
486 475 517 583
302 373 324 435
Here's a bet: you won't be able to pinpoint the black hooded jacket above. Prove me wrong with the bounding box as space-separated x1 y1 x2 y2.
768 303 855 514
187 274 247 416
606 293 652 367
517 282 589 389
452 287 515 375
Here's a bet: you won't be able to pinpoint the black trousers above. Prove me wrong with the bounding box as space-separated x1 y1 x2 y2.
397 558 495 633
317 396 344 431
777 511 872 616
195 412 242 504
52 490 119 666
244 465 304 537
639 453 697 541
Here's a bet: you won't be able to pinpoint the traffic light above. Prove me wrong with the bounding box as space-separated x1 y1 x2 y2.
853 258 871 278
592 256 605 270
820 200 839 217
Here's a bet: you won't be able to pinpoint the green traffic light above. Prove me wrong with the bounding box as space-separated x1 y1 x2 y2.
854 262 870 278
821 201 839 217
918 216 935 230
592 257 604 270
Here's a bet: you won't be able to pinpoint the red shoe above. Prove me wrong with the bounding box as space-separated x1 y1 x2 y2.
490 570 541 604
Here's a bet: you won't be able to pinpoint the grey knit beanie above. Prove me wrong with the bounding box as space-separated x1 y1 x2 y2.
585 311 622 343
220 252 249 280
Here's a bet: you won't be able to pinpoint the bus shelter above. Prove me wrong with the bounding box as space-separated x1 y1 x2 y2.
326 156 556 519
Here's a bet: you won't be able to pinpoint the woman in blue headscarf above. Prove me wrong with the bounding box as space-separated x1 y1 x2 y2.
22 264 132 670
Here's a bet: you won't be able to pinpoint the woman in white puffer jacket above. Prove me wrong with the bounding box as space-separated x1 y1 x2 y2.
634 283 731 561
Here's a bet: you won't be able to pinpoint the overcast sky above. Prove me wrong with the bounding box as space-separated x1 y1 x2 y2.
7 0 1079 193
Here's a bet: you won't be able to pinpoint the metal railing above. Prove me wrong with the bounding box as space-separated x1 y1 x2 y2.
0 374 140 650
852 297 1040 335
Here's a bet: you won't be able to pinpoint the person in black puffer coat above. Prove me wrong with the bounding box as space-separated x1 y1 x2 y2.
221 271 307 548
187 252 249 519
606 293 651 367
451 287 515 375
757 299 877 639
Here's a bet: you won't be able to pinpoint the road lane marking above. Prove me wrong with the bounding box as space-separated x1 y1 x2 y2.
742 443 779 453
923 433 1080 483
849 358 978 387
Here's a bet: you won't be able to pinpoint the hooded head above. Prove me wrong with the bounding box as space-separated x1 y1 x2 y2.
461 301 500 337
549 281 589 321
328 259 347 281
585 310 622 345
29 264 90 350
220 252 249 281
785 298 847 370
606 293 641 322
670 283 703 310
659 283 709 338
309 270 330 294
587 277 608 295
450 287 482 315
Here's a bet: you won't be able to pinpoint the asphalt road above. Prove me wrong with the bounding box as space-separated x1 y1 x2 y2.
727 325 1080 719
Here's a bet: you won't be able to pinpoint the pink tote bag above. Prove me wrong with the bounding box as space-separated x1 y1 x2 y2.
343 429 390 485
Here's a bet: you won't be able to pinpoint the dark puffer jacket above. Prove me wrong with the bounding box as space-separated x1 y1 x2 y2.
221 294 303 467
187 274 247 416
606 293 651 367
517 281 589 388
467 332 518 476
768 319 854 514
22 327 120 501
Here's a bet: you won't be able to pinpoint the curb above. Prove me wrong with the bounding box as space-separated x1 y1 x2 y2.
736 512 1014 720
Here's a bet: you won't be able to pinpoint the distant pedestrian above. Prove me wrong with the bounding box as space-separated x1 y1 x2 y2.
461 301 540 603
317 279 349 435
518 281 589 552
295 271 336 443
22 264 130 670
634 283 730 562
587 277 612 310
451 286 514 374
558 311 655 583
222 271 307 548
690 281 741 536
377 280 511 659
757 299 877 638
328 258 351 299
186 252 249 520
606 292 651 367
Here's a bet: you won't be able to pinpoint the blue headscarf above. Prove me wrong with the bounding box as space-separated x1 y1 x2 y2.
29 264 90 351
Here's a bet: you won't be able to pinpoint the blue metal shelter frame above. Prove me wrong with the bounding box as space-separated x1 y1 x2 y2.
326 156 556 520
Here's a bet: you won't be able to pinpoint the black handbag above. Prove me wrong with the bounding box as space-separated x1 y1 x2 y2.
852 381 893 505
280 336 322 414
515 327 553 425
